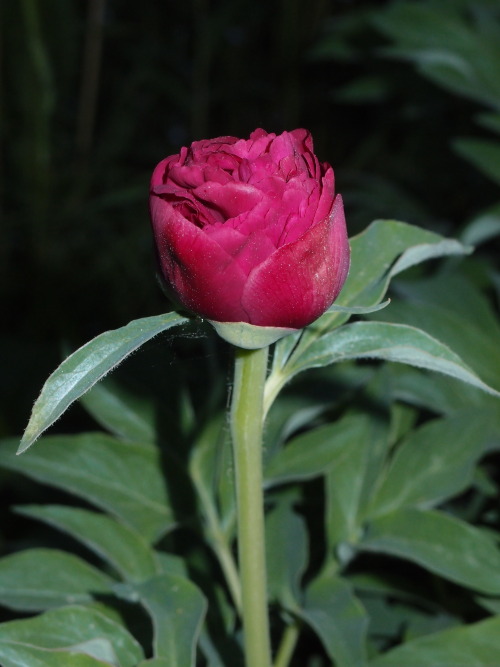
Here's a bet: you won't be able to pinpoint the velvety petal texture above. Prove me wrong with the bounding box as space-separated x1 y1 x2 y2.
149 129 350 329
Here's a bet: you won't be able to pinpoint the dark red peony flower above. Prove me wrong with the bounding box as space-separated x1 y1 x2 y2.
149 128 350 329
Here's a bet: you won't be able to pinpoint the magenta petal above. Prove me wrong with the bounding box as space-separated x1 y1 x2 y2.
313 167 335 225
232 230 277 275
150 196 249 322
193 181 263 219
241 196 350 328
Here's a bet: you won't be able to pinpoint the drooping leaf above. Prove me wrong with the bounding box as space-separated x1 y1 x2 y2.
19 312 188 452
285 322 500 398
369 272 500 396
300 574 368 667
326 299 391 314
116 574 206 667
15 505 160 582
80 378 156 443
387 364 500 419
0 434 173 543
265 491 308 609
361 508 500 595
324 416 388 555
338 221 466 310
460 204 500 246
264 414 372 486
370 615 500 667
0 549 114 612
369 411 497 517
0 605 144 667
0 645 116 667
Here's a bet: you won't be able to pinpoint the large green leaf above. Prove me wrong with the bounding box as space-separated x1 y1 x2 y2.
285 321 500 397
361 508 500 595
117 574 206 666
460 203 500 246
0 605 143 667
19 312 188 452
16 505 160 582
337 221 466 311
265 492 308 609
369 411 497 517
264 414 372 486
0 646 115 667
325 417 388 554
370 615 500 666
0 434 173 543
369 272 500 395
0 549 114 612
79 379 156 443
300 574 368 667
386 364 500 419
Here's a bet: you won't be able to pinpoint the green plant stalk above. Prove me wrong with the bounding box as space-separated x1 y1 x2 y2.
230 346 272 667
274 622 300 667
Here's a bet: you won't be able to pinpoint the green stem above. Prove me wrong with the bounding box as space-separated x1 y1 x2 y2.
273 622 300 667
202 493 242 613
230 346 272 667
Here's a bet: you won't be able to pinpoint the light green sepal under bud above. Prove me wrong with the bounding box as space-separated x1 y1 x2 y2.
208 320 298 349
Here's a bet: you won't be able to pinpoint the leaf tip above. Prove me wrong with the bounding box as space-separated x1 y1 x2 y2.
17 433 35 455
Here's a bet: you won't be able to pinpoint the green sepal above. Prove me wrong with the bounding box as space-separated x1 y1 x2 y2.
208 320 297 349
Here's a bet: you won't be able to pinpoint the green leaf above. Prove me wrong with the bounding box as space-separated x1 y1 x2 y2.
340 221 455 306
15 505 160 582
369 411 497 517
0 549 114 611
266 221 471 407
0 646 115 667
361 508 500 595
80 379 156 443
19 311 188 453
0 605 143 667
117 574 206 666
460 204 500 246
387 364 500 418
326 299 391 314
265 492 308 608
316 221 467 328
454 138 500 185
264 414 372 486
286 321 500 397
325 417 388 553
0 434 173 543
370 615 500 667
190 413 236 542
373 2 500 109
369 272 500 395
300 574 368 667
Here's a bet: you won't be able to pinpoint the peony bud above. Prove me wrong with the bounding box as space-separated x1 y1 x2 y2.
149 128 350 331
